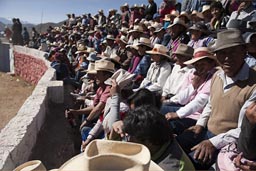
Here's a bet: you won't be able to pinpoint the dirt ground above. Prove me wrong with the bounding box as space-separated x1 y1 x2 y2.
0 72 34 130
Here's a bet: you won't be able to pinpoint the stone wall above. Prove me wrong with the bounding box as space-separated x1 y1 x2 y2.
0 46 64 171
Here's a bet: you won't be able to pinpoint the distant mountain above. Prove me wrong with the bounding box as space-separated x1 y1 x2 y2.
0 22 5 32
0 17 12 25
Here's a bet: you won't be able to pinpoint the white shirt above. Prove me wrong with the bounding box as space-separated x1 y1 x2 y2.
140 61 172 92
162 64 194 96
196 63 256 149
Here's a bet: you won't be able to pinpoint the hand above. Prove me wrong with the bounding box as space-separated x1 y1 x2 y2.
237 2 246 14
186 125 204 138
81 139 92 152
161 96 167 102
110 79 120 96
112 120 124 137
234 153 256 171
245 102 256 124
80 120 89 130
165 112 179 120
191 140 216 164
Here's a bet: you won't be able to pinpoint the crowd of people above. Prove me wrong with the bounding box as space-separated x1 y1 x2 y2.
11 0 256 170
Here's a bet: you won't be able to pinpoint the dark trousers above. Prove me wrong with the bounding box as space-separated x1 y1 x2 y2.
177 129 219 170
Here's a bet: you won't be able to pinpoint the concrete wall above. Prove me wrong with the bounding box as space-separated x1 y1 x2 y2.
0 46 64 170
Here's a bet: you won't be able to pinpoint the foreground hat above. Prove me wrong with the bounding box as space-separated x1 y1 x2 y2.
184 47 216 65
135 37 152 48
167 17 188 29
105 69 135 89
146 44 171 59
213 29 245 52
85 62 97 74
14 160 46 171
95 59 115 73
59 140 163 171
174 43 194 58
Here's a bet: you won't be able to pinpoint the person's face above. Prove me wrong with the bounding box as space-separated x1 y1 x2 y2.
190 30 202 41
169 25 181 39
96 71 109 84
138 45 146 55
193 58 215 77
211 7 221 18
151 54 161 62
176 54 190 67
216 45 246 77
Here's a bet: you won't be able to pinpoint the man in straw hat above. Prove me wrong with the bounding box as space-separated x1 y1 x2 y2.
177 29 256 170
138 44 172 93
123 105 195 170
166 17 190 59
161 47 217 135
66 59 115 142
162 43 194 101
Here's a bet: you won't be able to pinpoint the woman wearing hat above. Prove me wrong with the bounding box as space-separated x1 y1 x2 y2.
187 22 214 49
138 44 172 93
161 47 217 135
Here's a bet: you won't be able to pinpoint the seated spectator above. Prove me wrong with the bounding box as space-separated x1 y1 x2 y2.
217 101 256 171
187 22 214 49
162 44 194 101
177 29 256 170
123 105 195 170
126 42 142 74
209 1 229 31
244 32 256 68
161 47 217 135
138 44 172 93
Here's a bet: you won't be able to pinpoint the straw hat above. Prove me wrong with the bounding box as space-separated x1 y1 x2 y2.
95 59 115 73
135 37 152 49
85 62 97 74
106 35 116 41
120 35 128 44
167 17 188 29
170 10 179 18
201 5 211 14
179 11 190 20
14 160 46 171
59 140 163 171
146 44 171 59
163 14 171 21
128 25 144 33
109 53 123 66
75 44 87 54
191 10 204 19
184 47 216 65
213 29 245 52
174 43 194 58
120 27 129 35
85 47 96 53
105 69 135 89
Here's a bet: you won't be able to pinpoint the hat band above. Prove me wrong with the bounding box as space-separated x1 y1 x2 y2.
194 51 212 58
152 48 167 55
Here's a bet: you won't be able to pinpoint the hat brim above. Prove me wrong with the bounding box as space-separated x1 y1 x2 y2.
58 152 163 171
167 22 187 29
146 50 171 59
174 51 193 58
213 43 246 52
136 43 152 49
184 56 216 65
96 68 115 73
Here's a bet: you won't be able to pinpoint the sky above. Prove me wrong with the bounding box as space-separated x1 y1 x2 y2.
0 0 181 24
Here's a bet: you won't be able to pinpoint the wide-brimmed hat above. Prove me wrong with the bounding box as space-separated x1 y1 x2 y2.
98 9 104 13
184 47 216 65
109 53 123 66
75 44 87 54
14 160 46 171
106 34 116 41
135 37 152 48
121 2 129 8
191 10 204 19
105 69 135 89
119 35 128 44
201 5 210 14
95 59 115 73
188 22 209 33
86 52 101 61
163 14 171 21
85 62 97 74
170 10 179 18
174 43 194 58
128 25 144 33
179 11 190 20
146 44 171 59
120 27 129 34
59 140 163 171
85 47 96 53
243 32 256 44
167 17 188 29
213 29 245 52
